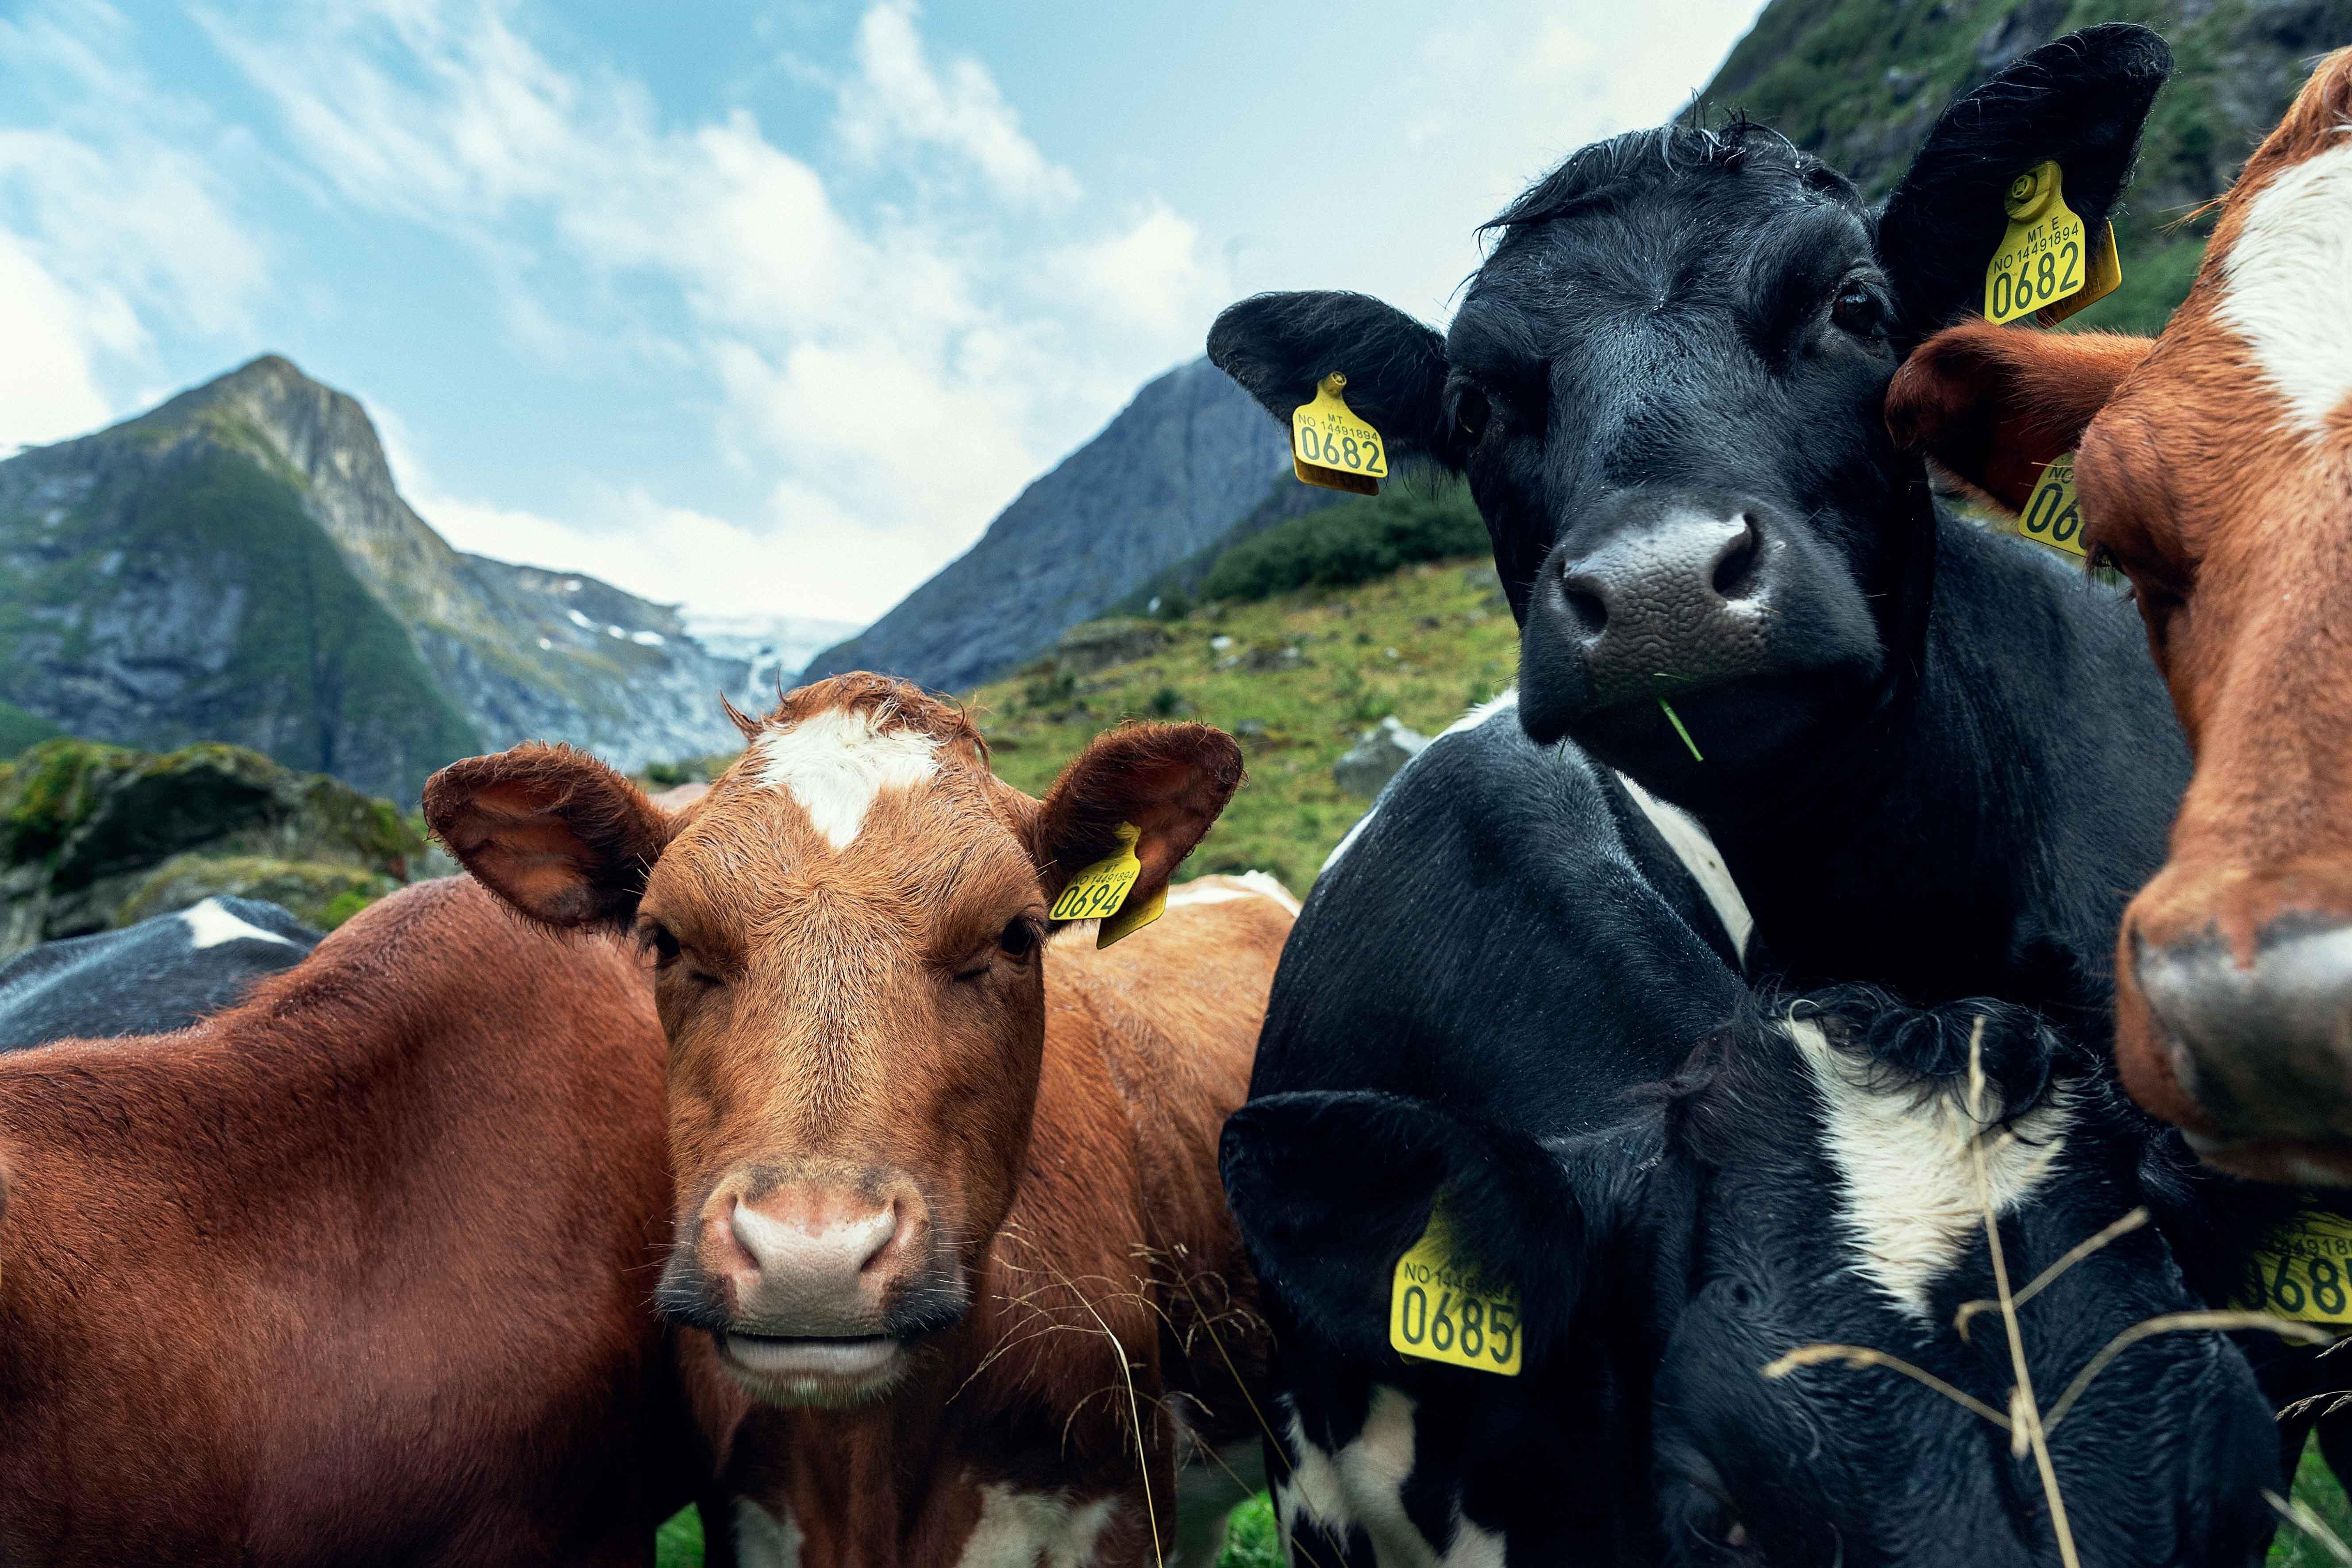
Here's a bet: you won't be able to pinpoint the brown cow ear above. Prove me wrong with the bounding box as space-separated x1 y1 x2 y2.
1026 723 1245 915
1886 322 2154 511
422 744 675 931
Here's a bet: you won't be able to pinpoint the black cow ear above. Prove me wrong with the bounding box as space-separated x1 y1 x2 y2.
1219 1090 1600 1370
1207 291 1459 467
1878 23 2172 343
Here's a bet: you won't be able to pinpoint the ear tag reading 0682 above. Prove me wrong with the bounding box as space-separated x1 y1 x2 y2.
1984 162 2108 326
1389 1203 1523 1376
2017 452 2088 558
2232 1210 2352 1327
1048 823 1166 948
1292 374 1388 495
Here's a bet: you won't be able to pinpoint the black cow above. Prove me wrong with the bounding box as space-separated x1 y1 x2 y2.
1224 704 2281 1566
1211 26 2183 1027
0 896 320 1048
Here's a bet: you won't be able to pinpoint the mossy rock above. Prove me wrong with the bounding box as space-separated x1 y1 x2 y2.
115 855 395 930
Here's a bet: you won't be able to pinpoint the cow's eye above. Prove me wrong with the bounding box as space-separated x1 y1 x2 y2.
997 919 1038 959
1830 283 1882 335
644 922 681 967
1453 386 1490 444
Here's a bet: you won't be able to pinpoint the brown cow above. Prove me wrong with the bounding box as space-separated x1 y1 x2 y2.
1886 46 2352 1181
425 675 1288 1568
0 875 733 1565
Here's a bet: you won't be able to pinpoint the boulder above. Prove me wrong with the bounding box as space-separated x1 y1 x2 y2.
1333 717 1431 800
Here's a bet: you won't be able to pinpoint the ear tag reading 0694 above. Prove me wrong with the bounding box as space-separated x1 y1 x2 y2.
2232 1210 2352 1328
1048 823 1166 948
1389 1203 1523 1375
2017 452 2088 558
1984 162 2109 326
1292 374 1388 495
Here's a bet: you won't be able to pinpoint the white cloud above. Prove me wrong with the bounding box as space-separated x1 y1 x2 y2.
0 230 114 451
835 0 1078 206
1051 204 1223 342
0 1 270 445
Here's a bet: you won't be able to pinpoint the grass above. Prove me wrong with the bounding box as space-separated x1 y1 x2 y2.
2275 1437 2352 1567
970 555 1519 894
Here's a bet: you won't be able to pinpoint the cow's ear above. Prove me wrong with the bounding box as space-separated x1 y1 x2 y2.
1209 291 1460 467
1877 23 2172 344
423 744 675 931
1024 722 1243 919
1220 1090 1636 1370
1886 322 2154 509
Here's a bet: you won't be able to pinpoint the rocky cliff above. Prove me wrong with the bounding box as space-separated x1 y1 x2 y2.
1702 0 2352 331
0 356 751 800
804 357 1293 693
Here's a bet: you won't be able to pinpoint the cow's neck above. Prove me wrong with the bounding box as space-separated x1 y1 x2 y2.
1700 510 2188 1017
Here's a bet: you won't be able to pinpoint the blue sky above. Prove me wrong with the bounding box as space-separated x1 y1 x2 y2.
0 0 1767 623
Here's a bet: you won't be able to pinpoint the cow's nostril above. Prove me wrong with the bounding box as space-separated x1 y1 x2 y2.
1712 517 1760 600
1561 580 1608 636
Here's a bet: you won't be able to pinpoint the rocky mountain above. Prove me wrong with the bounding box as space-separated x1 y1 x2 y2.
1701 0 2352 332
0 356 751 801
687 610 866 701
805 356 1293 693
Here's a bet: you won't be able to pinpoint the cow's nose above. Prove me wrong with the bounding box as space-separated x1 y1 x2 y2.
2133 921 2352 1150
707 1184 914 1334
1553 511 1775 707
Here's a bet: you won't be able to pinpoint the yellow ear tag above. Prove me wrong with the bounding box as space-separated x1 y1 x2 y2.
2016 452 2088 558
1048 823 1165 948
2231 1210 2352 1327
1388 1202 1523 1375
2036 221 2122 327
1291 373 1388 495
1983 162 2096 326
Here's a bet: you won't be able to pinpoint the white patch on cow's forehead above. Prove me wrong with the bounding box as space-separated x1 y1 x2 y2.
1792 1018 2071 1320
2217 136 2352 437
749 705 943 851
182 897 299 952
733 1497 805 1568
953 1482 1117 1568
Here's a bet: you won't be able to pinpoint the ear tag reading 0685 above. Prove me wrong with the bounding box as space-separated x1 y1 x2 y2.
1389 1203 1523 1375
2232 1210 2352 1327
1984 162 2105 326
1048 823 1166 948
1292 374 1388 495
2017 452 2088 558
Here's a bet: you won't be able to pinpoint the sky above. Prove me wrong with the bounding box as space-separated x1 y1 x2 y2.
0 0 1769 625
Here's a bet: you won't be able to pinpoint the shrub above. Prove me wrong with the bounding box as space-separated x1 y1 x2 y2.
1201 479 1487 604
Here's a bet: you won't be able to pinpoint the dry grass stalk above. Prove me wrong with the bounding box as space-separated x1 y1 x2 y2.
2271 1488 2352 1564
1762 1017 2332 1568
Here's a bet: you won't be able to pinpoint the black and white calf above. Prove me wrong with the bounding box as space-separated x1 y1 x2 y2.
1227 989 2279 1568
0 896 319 1049
1223 705 2279 1566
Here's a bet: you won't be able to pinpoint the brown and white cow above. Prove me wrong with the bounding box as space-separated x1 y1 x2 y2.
426 675 1290 1568
1886 46 2352 1180
0 874 734 1565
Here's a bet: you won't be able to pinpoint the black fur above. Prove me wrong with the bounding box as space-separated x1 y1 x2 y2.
0 897 319 1049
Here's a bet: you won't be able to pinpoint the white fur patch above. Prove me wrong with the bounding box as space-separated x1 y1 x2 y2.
1792 1018 2071 1319
1614 771 1752 969
1280 1387 1512 1568
735 1497 805 1568
181 898 298 952
2218 136 2352 436
1166 871 1301 915
954 1483 1118 1568
749 706 942 851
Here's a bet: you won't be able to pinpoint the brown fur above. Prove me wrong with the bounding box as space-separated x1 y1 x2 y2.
1885 49 2352 1177
427 675 1282 1566
0 876 738 1565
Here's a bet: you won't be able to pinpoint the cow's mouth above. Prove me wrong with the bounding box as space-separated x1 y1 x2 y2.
718 1332 915 1405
